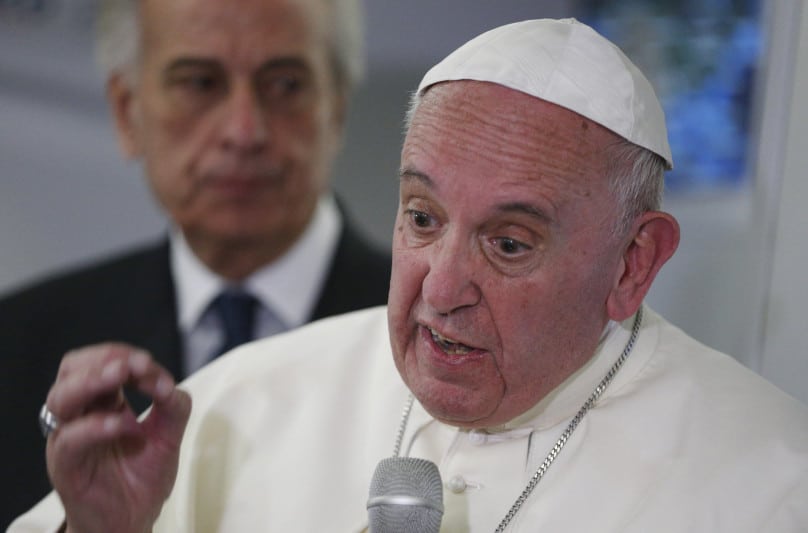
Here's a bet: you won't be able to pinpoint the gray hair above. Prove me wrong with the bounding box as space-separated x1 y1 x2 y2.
604 140 666 238
95 0 139 81
404 89 666 238
95 0 366 95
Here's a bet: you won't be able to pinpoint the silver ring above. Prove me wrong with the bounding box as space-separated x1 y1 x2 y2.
39 404 60 438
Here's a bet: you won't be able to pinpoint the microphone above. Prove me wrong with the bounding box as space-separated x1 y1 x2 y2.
367 456 444 532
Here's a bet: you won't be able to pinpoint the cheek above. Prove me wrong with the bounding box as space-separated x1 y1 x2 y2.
388 230 428 337
141 84 203 142
308 121 341 184
141 138 193 207
271 112 338 195
489 278 572 374
389 244 423 312
495 289 548 356
139 109 203 176
497 272 608 384
283 97 335 145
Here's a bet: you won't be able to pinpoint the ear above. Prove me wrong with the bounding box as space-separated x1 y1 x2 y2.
606 211 680 321
106 73 142 159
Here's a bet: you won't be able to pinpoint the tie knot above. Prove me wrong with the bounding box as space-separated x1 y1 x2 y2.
211 290 258 357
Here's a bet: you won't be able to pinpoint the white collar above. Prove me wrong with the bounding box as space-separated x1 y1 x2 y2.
171 194 342 334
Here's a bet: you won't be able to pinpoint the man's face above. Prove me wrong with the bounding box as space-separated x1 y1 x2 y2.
112 0 343 262
388 81 629 428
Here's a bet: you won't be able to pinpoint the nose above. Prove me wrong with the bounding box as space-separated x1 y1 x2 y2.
421 233 482 315
220 82 268 154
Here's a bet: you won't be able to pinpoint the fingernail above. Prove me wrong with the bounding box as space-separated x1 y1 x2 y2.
129 350 150 373
101 360 123 382
155 375 173 400
103 415 118 433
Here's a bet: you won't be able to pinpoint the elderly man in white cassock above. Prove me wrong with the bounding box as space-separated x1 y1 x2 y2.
12 18 808 533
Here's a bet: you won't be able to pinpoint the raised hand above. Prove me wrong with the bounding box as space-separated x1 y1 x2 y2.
43 344 191 533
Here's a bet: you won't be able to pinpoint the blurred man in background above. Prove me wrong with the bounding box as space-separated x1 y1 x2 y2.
0 0 390 527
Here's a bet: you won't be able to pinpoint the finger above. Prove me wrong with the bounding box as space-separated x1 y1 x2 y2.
48 348 135 421
47 409 142 478
124 349 178 404
141 386 192 448
55 343 137 381
48 344 173 423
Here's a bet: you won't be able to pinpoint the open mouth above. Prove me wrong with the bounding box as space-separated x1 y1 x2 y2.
429 327 474 355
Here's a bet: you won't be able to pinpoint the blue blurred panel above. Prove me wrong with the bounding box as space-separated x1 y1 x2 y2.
576 0 763 193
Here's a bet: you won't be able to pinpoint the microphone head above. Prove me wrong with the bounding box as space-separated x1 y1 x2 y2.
367 456 444 533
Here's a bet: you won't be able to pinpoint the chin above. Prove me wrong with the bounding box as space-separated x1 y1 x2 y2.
412 380 500 428
430 408 499 430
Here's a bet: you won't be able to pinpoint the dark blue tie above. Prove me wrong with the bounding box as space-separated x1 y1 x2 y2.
211 290 258 357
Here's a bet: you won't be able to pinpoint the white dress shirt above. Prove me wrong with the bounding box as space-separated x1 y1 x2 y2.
172 194 342 374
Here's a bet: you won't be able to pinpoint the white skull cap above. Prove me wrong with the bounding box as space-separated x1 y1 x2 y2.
417 18 673 169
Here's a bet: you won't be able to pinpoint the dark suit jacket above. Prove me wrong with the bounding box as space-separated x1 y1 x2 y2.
0 219 390 528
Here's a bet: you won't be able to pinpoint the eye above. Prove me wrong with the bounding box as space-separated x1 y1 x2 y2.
263 75 303 98
166 64 222 90
257 67 314 108
481 230 541 276
496 237 525 254
491 237 531 255
164 65 226 106
401 208 439 243
180 74 221 93
409 209 432 228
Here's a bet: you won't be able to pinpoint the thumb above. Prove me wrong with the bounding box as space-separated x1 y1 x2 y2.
142 386 192 449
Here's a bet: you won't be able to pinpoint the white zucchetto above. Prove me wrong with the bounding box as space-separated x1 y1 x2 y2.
417 18 673 169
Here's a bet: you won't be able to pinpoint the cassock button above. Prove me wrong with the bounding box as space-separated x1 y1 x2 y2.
447 475 468 494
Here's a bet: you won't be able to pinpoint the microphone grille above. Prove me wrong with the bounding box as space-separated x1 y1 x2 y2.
367 457 444 532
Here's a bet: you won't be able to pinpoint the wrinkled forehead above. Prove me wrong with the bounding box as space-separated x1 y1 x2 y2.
405 80 622 172
406 80 620 183
135 0 335 79
138 0 328 47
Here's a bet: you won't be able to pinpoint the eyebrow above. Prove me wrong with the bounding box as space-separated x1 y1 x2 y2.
400 168 554 224
495 202 554 224
399 168 433 187
164 58 220 75
164 56 310 76
257 56 311 74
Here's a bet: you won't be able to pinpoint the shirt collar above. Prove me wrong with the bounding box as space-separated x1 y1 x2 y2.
171 194 342 333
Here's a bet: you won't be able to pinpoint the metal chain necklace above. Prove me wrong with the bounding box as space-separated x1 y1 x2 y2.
392 308 643 532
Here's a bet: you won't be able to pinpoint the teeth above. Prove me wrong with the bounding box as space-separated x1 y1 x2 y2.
429 328 472 355
430 328 459 344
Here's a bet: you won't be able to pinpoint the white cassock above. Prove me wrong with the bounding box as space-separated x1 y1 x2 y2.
10 306 808 532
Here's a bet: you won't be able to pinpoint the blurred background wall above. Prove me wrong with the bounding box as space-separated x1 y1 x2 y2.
1 0 805 402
